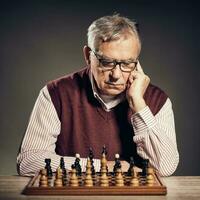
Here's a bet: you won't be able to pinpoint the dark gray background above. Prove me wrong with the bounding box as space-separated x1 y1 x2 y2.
0 0 199 175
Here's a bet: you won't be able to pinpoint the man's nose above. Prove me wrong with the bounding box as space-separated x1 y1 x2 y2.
109 65 122 82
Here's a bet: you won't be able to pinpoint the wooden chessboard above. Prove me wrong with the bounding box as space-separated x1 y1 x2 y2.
23 172 167 195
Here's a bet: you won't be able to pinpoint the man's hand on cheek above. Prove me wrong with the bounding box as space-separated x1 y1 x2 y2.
126 61 150 113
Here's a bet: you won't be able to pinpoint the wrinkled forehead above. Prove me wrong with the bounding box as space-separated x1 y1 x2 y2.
96 34 141 60
95 30 140 52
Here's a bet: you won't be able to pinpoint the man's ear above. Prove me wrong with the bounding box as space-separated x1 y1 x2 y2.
83 45 91 66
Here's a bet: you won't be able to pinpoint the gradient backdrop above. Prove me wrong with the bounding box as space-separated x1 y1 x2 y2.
0 0 199 175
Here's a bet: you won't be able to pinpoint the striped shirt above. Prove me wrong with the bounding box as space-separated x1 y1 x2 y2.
17 81 179 177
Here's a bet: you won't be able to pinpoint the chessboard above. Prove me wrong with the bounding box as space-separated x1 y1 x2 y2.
23 171 167 195
23 149 167 196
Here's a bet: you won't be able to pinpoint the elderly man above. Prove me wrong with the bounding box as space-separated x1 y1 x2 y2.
17 14 179 176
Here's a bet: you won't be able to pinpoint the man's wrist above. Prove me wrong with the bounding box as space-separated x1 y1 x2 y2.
131 106 156 134
129 97 147 113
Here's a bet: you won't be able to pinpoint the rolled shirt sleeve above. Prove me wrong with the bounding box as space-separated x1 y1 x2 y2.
17 85 178 177
17 86 100 176
131 98 179 176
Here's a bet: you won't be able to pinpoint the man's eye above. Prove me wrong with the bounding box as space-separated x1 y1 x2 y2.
101 60 114 67
126 63 135 67
122 62 136 68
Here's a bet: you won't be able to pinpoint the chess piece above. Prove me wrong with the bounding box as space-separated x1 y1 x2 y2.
100 152 108 173
142 159 149 177
60 157 66 173
115 168 124 186
100 152 109 186
113 154 121 174
100 147 109 173
39 169 48 187
84 158 93 187
54 167 63 187
60 157 67 185
146 167 154 186
127 156 135 176
89 147 95 175
74 153 82 176
100 171 109 187
45 158 53 177
69 164 79 187
102 145 107 155
130 168 139 187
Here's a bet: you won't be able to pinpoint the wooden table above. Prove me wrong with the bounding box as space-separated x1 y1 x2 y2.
0 176 200 200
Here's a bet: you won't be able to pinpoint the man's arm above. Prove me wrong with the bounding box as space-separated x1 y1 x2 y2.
131 98 179 176
126 62 179 176
17 86 100 176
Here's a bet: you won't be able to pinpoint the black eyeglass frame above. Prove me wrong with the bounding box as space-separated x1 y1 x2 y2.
91 50 138 73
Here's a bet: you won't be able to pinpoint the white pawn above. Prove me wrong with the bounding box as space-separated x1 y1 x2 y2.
130 169 139 187
54 167 63 187
115 168 124 186
69 165 79 187
39 169 48 187
146 168 154 186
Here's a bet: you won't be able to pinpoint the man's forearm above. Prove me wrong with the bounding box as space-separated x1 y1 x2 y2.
131 98 179 176
16 86 101 176
17 150 101 176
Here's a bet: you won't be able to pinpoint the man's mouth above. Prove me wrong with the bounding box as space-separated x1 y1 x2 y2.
105 82 125 90
105 82 124 86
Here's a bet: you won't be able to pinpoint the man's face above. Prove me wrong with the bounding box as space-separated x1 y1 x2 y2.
90 35 140 96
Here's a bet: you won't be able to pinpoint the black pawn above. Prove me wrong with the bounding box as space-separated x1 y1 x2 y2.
71 164 76 170
45 158 53 177
60 157 66 173
142 159 149 177
60 157 67 184
74 154 82 176
89 148 95 175
127 156 135 176
102 145 107 156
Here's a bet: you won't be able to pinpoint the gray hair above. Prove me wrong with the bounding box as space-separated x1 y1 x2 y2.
87 14 141 53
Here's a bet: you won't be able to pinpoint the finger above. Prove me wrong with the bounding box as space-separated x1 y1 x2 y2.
128 71 140 83
136 61 144 74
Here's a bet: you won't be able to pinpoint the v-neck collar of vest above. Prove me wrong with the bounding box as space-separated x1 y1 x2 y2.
88 67 126 111
84 66 133 122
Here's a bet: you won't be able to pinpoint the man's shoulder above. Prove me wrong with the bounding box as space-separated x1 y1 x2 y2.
47 66 89 90
145 83 168 97
45 67 91 119
144 83 168 115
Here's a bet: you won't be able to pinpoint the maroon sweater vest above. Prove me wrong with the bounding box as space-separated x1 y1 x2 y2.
47 67 168 166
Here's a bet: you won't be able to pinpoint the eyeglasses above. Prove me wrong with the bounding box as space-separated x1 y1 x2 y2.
92 50 138 72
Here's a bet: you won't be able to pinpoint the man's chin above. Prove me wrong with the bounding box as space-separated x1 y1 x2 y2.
100 88 125 96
